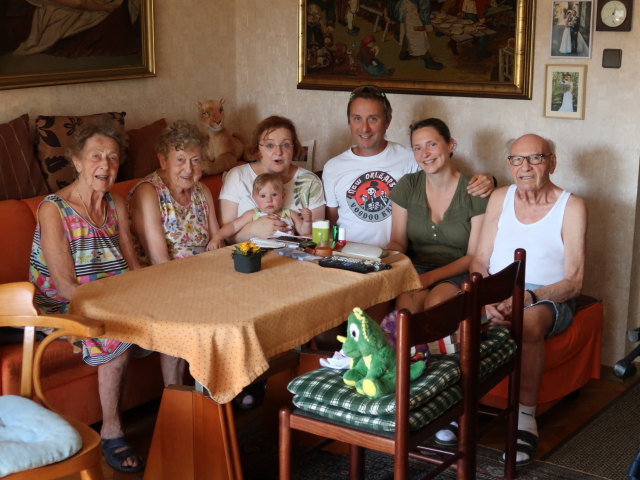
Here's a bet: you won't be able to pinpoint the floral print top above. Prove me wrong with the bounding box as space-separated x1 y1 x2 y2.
129 171 211 265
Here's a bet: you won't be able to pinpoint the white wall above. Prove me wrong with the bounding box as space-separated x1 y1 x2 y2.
234 0 640 366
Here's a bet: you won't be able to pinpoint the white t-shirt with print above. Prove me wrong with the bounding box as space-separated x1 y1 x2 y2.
322 142 417 247
219 163 326 216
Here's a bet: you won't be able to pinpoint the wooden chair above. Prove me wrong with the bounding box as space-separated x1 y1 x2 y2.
279 248 525 480
0 282 105 480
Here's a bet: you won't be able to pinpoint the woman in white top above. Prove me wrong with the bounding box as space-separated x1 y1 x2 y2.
219 116 325 241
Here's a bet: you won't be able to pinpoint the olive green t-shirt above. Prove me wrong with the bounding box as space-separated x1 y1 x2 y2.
390 171 488 267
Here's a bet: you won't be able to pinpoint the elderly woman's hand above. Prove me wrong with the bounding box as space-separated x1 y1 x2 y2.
206 237 226 251
467 174 495 198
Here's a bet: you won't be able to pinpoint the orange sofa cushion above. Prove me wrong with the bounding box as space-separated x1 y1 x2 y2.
480 297 603 413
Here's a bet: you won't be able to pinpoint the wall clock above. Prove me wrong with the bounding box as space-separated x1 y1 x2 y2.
596 0 633 31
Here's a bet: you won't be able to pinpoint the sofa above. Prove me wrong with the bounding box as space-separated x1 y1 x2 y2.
481 296 604 414
0 112 227 425
0 111 604 424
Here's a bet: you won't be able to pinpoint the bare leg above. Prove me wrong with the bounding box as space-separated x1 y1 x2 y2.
395 282 459 313
98 348 140 469
514 305 554 463
520 306 554 406
422 282 459 309
160 353 186 387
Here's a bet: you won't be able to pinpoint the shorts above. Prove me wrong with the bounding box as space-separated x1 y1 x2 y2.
414 264 469 289
526 282 576 339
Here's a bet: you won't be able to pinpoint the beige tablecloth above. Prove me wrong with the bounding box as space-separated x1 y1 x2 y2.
70 248 421 403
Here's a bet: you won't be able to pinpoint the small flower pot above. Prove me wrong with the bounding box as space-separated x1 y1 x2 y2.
233 254 262 274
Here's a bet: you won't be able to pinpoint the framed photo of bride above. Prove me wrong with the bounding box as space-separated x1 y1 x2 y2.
550 1 593 58
544 65 587 120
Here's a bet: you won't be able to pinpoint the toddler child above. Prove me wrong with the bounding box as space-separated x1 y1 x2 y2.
210 173 312 249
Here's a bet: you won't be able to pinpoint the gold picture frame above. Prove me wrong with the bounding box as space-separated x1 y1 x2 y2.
297 0 535 99
544 64 586 119
0 0 155 91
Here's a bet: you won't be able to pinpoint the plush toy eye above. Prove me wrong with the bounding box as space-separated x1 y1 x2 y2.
349 323 360 342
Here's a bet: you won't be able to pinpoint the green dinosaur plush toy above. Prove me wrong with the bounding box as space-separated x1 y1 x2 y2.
337 307 425 398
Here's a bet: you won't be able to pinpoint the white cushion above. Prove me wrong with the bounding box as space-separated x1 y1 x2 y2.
0 395 82 477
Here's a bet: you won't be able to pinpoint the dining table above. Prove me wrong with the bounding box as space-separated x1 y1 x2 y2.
70 246 422 479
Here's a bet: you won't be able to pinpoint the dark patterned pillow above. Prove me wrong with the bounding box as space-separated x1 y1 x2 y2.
34 112 126 192
118 118 167 181
0 114 49 200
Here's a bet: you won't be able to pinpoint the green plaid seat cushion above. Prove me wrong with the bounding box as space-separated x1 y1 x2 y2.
293 385 463 432
287 325 517 432
288 358 459 416
290 337 516 433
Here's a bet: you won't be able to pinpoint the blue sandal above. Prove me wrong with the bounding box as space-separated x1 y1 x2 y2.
101 437 145 473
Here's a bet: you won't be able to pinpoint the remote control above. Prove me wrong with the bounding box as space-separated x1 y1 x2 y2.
318 255 391 274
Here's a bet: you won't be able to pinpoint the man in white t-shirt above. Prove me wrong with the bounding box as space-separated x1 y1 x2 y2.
323 84 492 248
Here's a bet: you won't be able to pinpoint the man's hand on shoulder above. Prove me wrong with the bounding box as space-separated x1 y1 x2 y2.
467 173 496 198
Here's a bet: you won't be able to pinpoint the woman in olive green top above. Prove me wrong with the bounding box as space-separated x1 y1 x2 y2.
387 118 490 313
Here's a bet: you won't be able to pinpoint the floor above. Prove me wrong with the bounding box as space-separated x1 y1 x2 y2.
65 369 637 480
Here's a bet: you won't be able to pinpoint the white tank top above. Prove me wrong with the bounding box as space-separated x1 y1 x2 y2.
489 185 571 285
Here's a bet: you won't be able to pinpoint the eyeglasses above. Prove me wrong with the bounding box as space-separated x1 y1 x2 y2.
349 85 386 99
259 142 293 152
507 153 553 166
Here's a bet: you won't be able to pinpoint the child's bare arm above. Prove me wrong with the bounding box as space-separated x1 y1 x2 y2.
213 211 255 246
292 208 313 236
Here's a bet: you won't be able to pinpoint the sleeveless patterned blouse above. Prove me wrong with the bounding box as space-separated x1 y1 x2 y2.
29 193 131 365
128 171 211 265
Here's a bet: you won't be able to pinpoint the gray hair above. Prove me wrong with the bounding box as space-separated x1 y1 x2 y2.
505 135 556 157
67 117 128 165
156 120 205 157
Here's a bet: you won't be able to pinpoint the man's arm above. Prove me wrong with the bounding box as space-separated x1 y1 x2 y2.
469 187 508 276
467 173 496 198
529 194 587 303
486 193 587 323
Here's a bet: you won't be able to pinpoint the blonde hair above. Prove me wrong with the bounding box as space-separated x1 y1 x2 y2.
252 173 285 196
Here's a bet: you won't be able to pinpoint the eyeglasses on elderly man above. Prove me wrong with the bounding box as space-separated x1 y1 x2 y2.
507 153 553 166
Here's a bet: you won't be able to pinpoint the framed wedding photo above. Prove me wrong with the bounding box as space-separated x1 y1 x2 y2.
544 65 587 119
550 1 593 58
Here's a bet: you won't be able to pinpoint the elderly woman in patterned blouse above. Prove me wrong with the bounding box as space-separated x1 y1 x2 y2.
30 118 154 473
129 121 223 265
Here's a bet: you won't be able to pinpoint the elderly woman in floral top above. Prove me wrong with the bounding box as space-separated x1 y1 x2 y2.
128 120 224 380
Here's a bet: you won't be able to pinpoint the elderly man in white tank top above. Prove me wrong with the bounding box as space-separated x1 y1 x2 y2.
470 134 587 466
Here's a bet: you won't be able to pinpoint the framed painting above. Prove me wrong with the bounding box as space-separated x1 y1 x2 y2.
0 0 155 90
297 0 535 99
544 64 586 119
550 0 593 58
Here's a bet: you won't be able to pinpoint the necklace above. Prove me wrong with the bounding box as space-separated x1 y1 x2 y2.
75 187 105 226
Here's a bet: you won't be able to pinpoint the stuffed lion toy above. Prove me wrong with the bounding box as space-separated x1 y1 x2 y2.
337 307 425 398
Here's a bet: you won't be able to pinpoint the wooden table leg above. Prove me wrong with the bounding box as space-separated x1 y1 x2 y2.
144 385 243 480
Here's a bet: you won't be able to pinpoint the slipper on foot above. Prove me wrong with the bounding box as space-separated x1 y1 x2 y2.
433 423 459 447
233 380 267 410
502 430 539 467
101 437 145 473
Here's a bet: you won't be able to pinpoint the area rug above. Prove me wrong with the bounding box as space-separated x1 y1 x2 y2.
545 379 640 480
288 445 608 480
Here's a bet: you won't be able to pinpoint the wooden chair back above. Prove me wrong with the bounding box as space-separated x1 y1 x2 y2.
0 282 105 480
280 249 525 480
